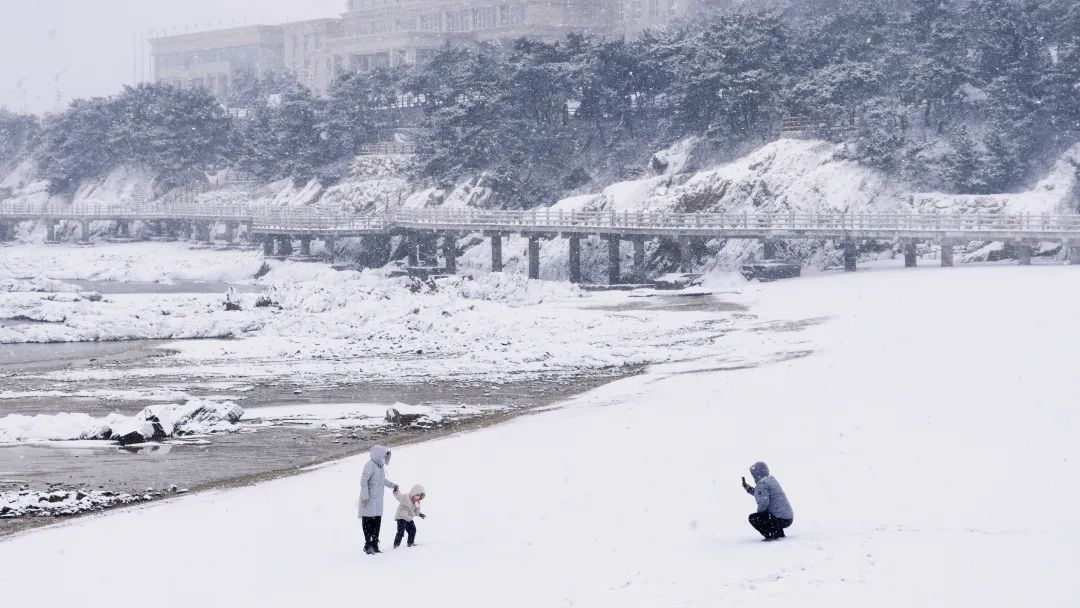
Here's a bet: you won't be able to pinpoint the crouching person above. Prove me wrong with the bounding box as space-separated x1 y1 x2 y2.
393 484 427 548
742 461 794 541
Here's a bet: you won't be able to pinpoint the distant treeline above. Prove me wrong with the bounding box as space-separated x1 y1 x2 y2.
2 0 1079 205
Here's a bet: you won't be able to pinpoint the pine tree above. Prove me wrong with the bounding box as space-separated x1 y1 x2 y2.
0 110 39 166
943 126 983 192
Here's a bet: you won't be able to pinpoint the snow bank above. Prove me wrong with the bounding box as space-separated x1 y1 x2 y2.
0 399 244 444
245 402 497 431
0 242 265 285
1 242 733 385
0 277 79 293
0 290 265 344
1 490 146 519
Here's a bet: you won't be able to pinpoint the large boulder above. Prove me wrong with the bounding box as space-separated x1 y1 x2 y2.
109 419 156 446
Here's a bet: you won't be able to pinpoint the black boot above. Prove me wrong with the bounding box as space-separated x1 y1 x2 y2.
371 542 382 554
363 543 373 554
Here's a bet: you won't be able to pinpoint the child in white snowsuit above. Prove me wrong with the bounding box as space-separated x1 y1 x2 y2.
393 484 426 548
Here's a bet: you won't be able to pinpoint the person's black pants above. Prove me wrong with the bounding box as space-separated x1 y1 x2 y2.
749 511 793 540
394 519 417 547
361 516 382 549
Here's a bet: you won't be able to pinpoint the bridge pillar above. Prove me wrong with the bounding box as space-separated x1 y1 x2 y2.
79 220 91 244
632 237 647 283
0 222 11 242
673 237 693 273
903 241 918 268
418 232 438 267
299 236 312 257
222 221 237 244
324 235 336 263
404 233 419 267
567 235 582 284
46 220 57 243
489 233 503 273
276 236 293 257
604 235 621 285
1069 242 1080 266
762 238 777 261
527 235 541 280
442 233 457 274
940 240 955 267
201 222 213 244
262 235 273 256
842 240 857 272
1016 242 1033 266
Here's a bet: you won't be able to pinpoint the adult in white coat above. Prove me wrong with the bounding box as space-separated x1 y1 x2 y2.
359 445 397 554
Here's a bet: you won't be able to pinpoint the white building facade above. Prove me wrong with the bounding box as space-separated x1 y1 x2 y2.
150 0 693 100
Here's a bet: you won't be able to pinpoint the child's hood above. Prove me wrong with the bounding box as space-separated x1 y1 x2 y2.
409 484 425 498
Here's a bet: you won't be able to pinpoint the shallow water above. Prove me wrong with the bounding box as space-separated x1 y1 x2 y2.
0 371 626 534
0 340 170 368
586 292 749 313
67 280 264 295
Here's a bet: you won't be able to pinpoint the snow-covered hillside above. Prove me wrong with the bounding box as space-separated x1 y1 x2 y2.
4 138 1079 273
2 265 1076 606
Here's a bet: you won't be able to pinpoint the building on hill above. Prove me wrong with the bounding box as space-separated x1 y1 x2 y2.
150 26 285 98
149 0 693 101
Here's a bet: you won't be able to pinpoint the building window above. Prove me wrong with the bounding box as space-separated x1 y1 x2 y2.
473 7 497 29
500 4 526 25
419 14 441 32
446 10 471 32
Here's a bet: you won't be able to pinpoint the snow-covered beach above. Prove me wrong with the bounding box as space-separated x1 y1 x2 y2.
2 263 1077 606
0 241 757 528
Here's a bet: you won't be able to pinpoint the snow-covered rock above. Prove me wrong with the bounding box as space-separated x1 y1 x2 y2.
0 399 245 444
0 489 145 519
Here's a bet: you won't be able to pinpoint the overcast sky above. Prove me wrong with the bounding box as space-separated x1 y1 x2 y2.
0 0 343 114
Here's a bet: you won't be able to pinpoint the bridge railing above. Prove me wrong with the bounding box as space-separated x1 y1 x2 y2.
5 201 1080 236
393 208 1080 234
251 208 391 232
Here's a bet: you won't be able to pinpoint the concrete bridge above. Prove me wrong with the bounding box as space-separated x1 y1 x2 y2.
3 202 1080 282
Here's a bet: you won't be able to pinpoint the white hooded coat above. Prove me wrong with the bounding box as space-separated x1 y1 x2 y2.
358 445 395 518
393 484 426 522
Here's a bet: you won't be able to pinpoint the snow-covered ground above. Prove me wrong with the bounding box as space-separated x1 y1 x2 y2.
0 241 265 285
2 264 1076 606
1 243 734 389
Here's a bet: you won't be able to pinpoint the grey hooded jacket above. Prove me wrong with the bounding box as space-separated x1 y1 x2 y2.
747 462 794 520
358 445 395 518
